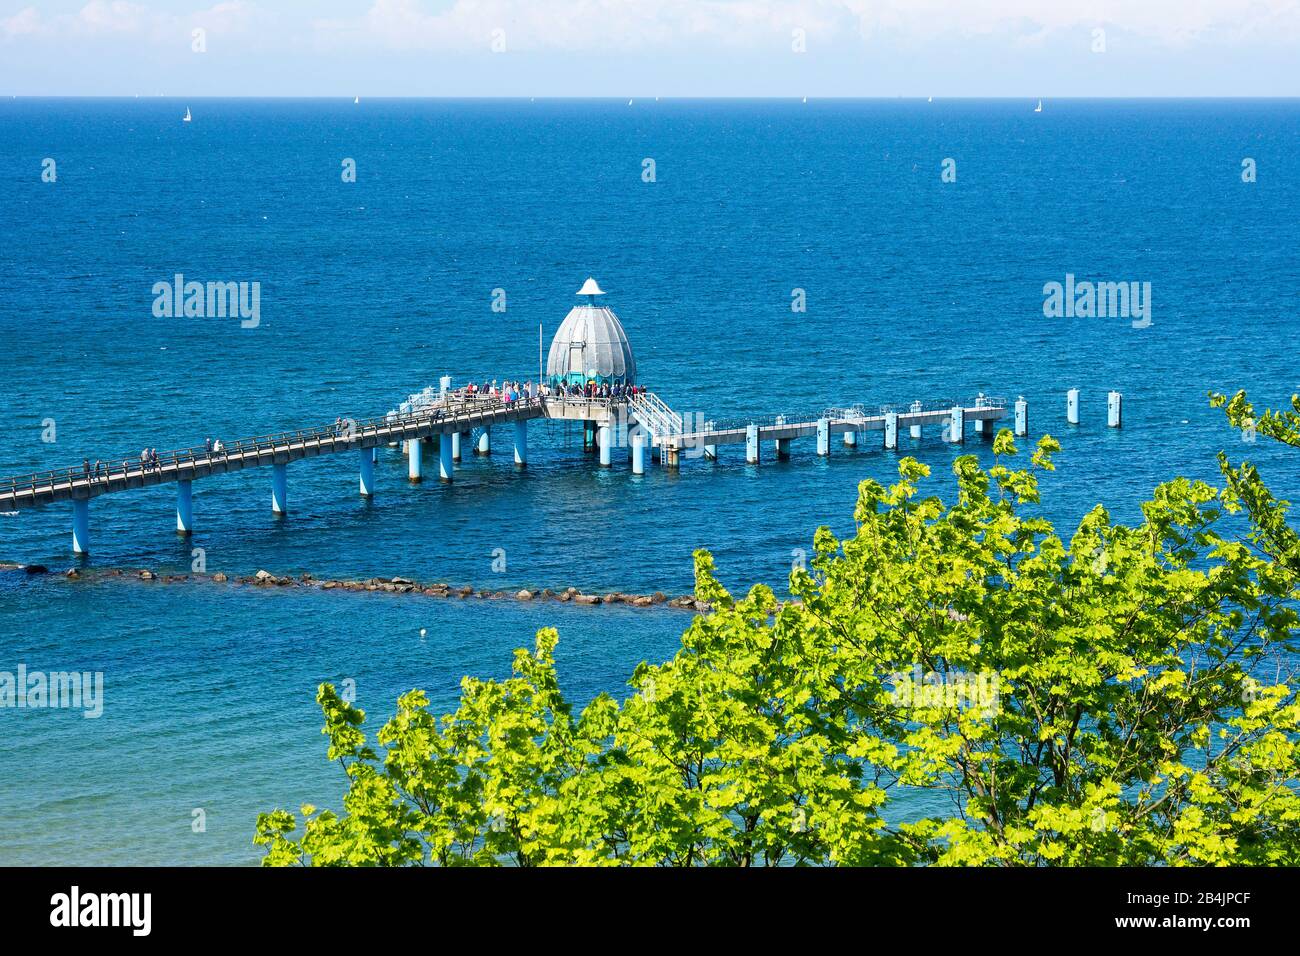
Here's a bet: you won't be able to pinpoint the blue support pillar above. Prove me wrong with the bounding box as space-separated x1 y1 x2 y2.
746 424 760 464
1107 390 1122 428
439 434 454 482
816 418 830 456
947 407 964 444
72 498 90 555
514 420 528 466
359 448 375 497
476 428 491 456
632 432 646 475
884 412 898 450
407 437 422 482
177 479 194 534
1067 388 1080 425
272 462 288 514
844 429 857 448
1015 397 1029 437
451 430 462 462
598 424 612 468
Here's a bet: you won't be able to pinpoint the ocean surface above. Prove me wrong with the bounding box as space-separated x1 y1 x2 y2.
1 98 1297 865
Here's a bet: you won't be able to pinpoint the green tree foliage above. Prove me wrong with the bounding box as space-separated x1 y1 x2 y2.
1211 389 1300 579
256 428 1299 866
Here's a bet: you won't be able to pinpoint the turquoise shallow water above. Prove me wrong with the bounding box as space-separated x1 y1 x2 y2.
0 98 1297 864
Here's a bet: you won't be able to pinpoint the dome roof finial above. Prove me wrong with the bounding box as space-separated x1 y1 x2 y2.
577 277 605 297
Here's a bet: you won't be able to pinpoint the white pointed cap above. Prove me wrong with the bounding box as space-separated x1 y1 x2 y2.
576 277 605 296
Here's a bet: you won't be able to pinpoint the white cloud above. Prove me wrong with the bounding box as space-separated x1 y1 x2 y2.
2 0 265 43
306 0 1300 52
3 0 1296 51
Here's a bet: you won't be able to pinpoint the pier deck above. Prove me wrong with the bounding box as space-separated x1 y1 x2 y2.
0 386 1014 555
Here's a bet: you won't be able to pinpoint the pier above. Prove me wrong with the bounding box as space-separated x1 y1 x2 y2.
0 279 1014 555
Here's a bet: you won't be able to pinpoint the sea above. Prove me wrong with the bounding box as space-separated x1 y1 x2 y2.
0 98 1297 864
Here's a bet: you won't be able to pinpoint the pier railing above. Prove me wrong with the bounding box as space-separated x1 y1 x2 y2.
0 393 544 507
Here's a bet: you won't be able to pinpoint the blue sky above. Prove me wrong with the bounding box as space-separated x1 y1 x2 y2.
1 1 1297 97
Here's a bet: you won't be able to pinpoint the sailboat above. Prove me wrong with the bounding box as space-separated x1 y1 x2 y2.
183 106 191 122
1034 99 1042 113
928 96 933 103
354 96 359 104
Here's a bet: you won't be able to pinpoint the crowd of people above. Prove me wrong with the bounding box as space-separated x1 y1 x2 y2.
550 380 645 400
460 380 541 404
458 379 645 403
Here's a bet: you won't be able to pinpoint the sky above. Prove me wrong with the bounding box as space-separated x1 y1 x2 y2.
0 0 1297 97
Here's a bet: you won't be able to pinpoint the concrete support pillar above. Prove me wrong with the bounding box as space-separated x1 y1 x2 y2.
885 412 899 450
775 437 790 460
451 430 462 462
1107 390 1122 428
272 462 288 514
514 420 528 466
816 418 830 456
72 498 90 555
407 438 422 482
746 424 760 464
359 449 375 497
583 421 595 454
632 432 647 475
909 402 923 439
1014 397 1029 437
177 479 194 534
439 434 454 482
663 446 680 469
1067 388 1080 425
598 425 612 468
947 407 964 444
844 429 857 448
476 428 490 456
975 416 990 438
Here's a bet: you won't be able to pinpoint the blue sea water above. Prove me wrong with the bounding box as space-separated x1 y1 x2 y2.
0 98 1297 865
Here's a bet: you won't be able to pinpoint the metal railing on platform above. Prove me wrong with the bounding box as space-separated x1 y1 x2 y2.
0 394 544 506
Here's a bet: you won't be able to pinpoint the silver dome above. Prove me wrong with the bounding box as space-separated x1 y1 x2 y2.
546 303 637 385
